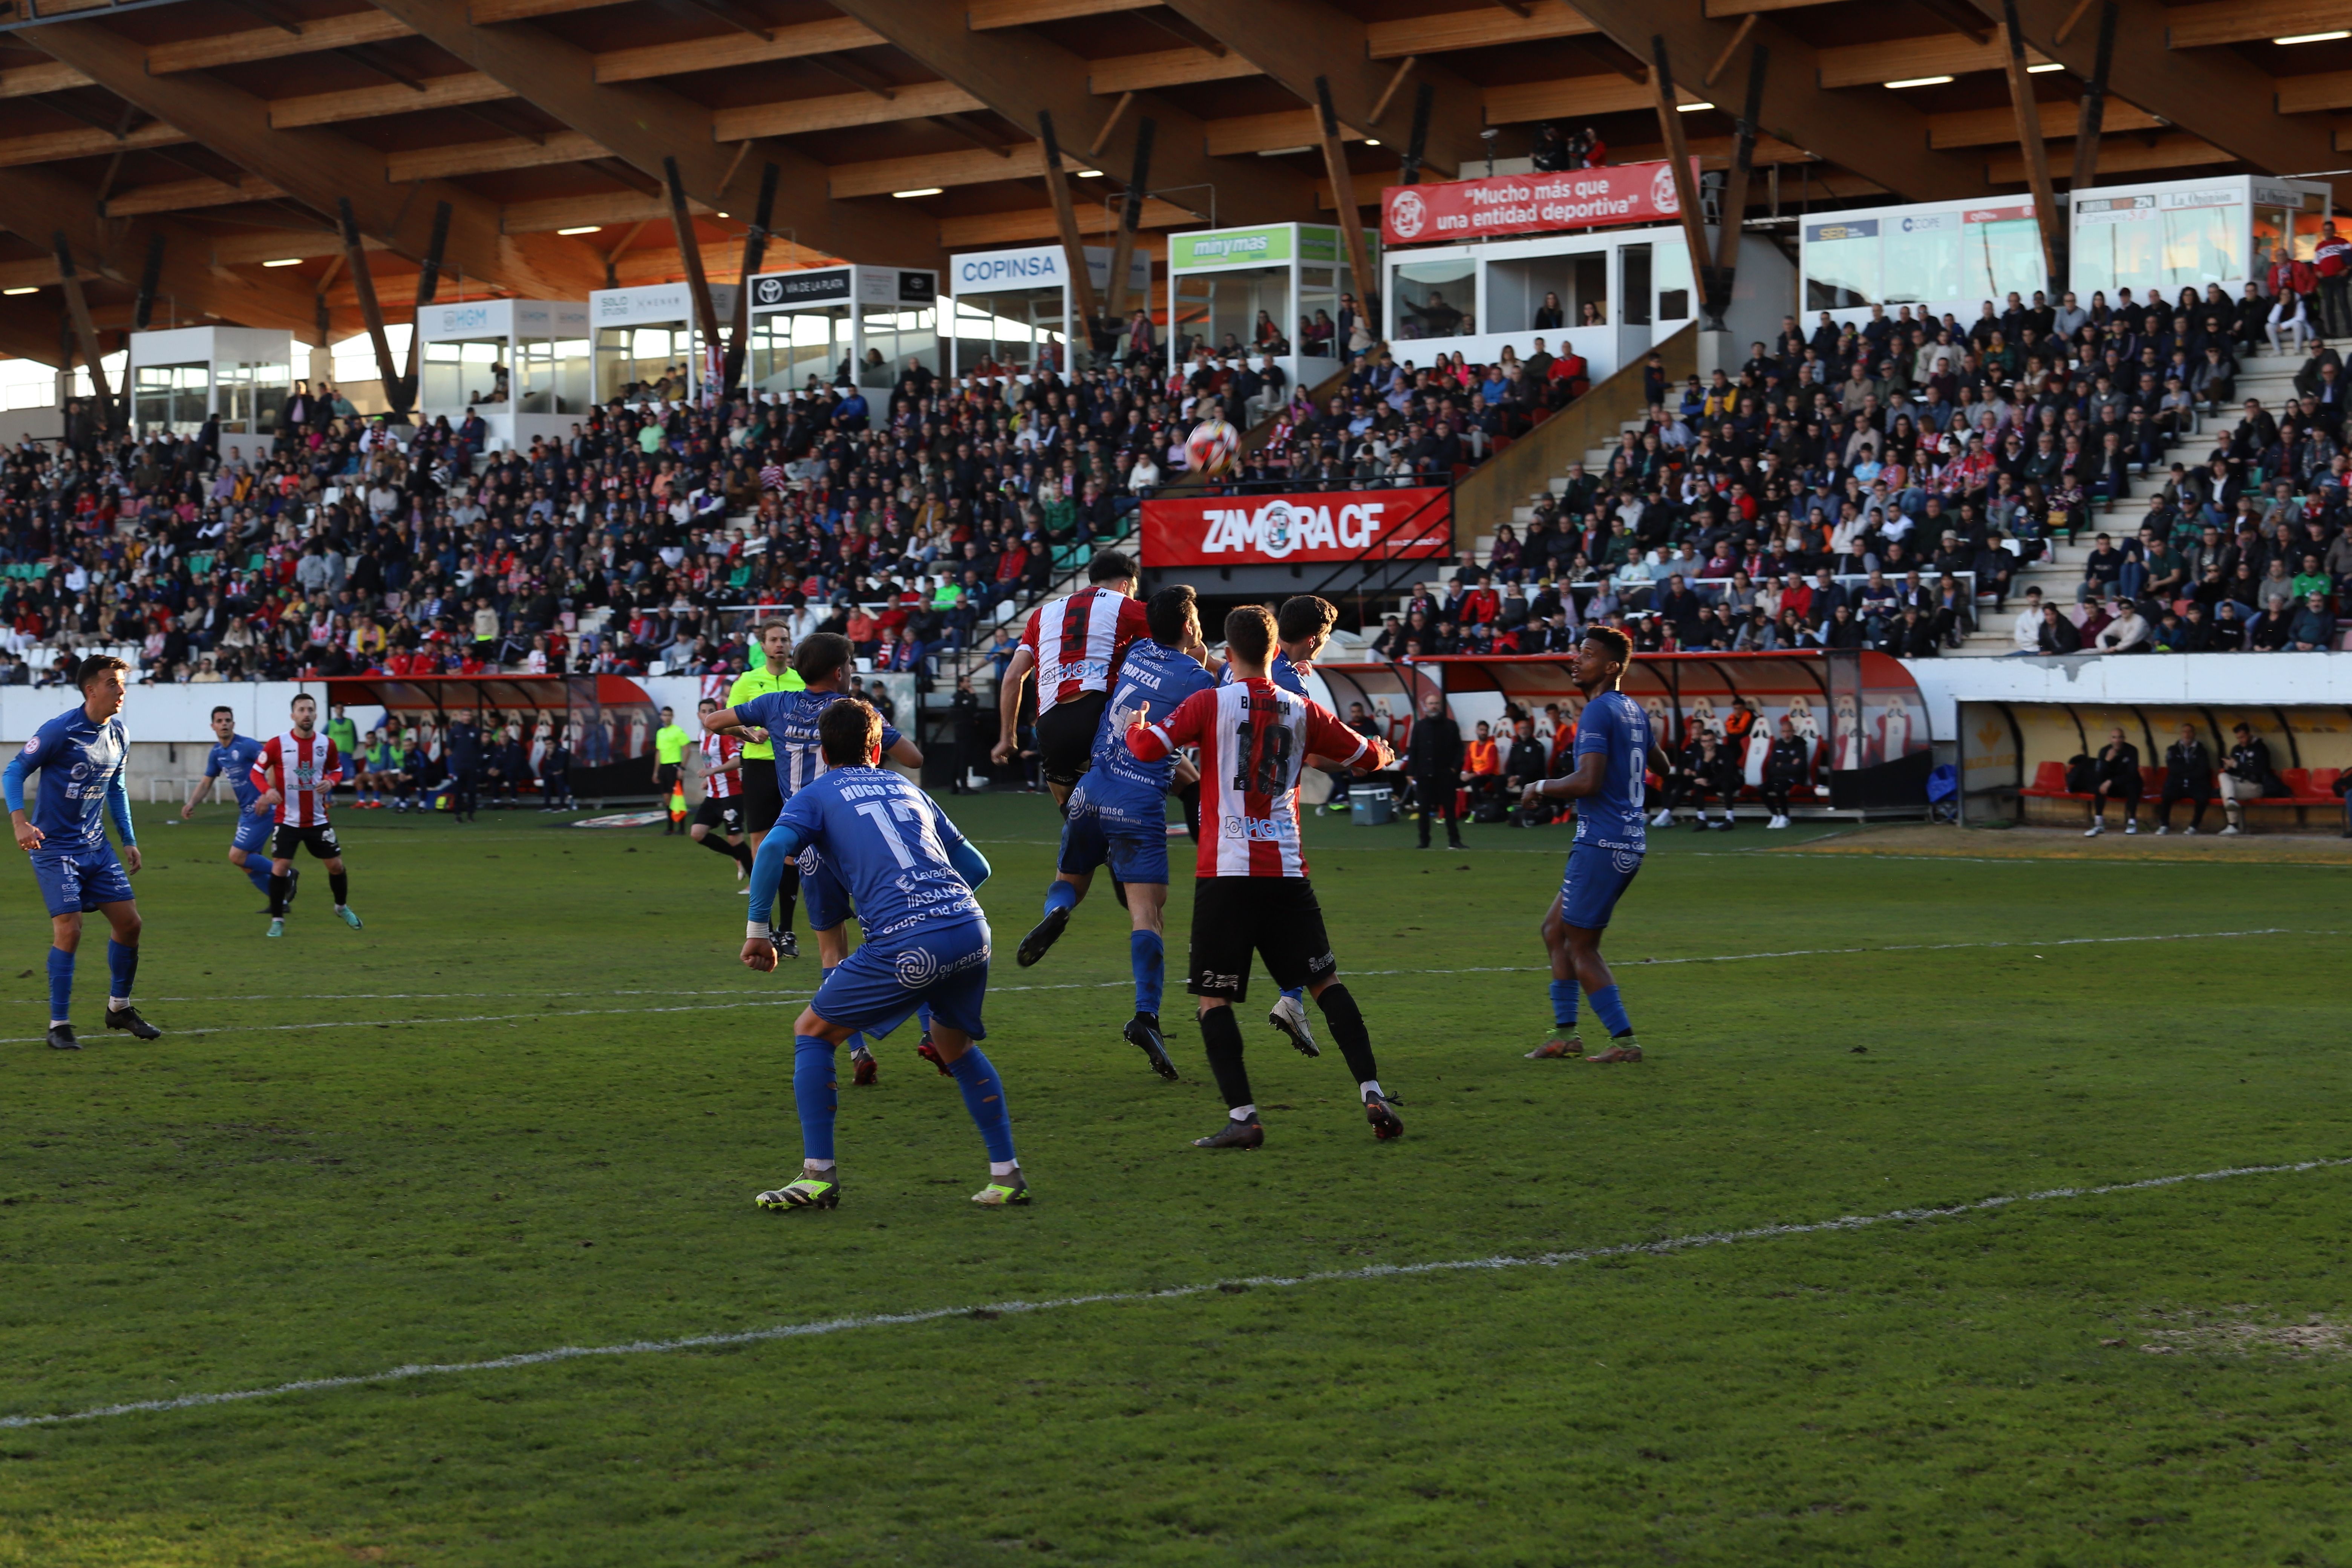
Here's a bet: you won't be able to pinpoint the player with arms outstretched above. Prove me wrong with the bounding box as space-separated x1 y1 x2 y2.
1014 583 1216 1079
991 551 1151 813
251 691 364 937
1125 605 1399 1149
184 703 296 913
1519 627 1669 1063
704 633 923 1084
740 698 1020 1208
5 655 161 1048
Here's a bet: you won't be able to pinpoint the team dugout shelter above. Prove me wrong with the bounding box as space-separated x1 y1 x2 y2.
321 674 662 803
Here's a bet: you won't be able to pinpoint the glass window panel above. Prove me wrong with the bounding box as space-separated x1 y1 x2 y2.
2161 204 2241 289
1967 218 2045 304
1882 220 1961 304
1652 240 1691 322
1390 258 1474 340
1804 232 1879 309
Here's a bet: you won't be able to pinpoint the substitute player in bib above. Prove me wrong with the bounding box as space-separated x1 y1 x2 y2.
1519 627 1669 1064
689 698 753 880
1125 605 1400 1149
251 692 364 938
183 703 296 913
4 655 161 1048
1217 594 1339 1057
706 633 923 1085
992 551 1151 813
1014 584 1216 1080
740 698 1020 1209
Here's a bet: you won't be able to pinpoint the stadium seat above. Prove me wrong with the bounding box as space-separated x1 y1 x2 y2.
2022 761 2072 798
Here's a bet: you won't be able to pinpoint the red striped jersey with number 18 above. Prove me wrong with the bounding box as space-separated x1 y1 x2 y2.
701 730 743 799
1019 585 1150 714
249 729 342 827
1127 678 1370 879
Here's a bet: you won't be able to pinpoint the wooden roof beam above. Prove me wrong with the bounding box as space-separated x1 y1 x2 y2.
2167 0 2352 49
1366 2 1596 58
23 19 597 299
1817 33 2054 89
364 0 941 268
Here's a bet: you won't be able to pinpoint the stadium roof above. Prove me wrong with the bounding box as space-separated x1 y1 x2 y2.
0 0 2344 367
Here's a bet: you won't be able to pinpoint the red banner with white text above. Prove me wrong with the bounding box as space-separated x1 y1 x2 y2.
1381 159 1698 247
1140 488 1453 568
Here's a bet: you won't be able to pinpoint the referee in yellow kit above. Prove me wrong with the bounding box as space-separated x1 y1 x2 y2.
724 617 806 952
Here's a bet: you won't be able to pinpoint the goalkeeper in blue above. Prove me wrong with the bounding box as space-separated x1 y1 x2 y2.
740 697 1020 1210
1013 583 1216 1080
4 655 162 1050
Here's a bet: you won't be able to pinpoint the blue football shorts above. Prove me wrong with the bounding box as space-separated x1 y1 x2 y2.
810 919 991 1041
231 805 275 855
1057 779 1170 885
31 843 135 917
1559 843 1643 931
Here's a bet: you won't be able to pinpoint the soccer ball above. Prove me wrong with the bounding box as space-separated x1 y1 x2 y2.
1185 418 1239 478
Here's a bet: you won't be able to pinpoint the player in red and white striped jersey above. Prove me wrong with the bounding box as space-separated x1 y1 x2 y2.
1125 605 1401 1150
689 697 753 879
991 550 1151 810
248 691 362 937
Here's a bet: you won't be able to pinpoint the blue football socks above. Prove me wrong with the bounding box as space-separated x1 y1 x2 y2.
947 1047 1017 1163
1130 929 1164 1015
106 939 137 1006
244 862 275 897
1044 880 1079 917
792 1035 839 1163
1589 983 1634 1038
46 946 72 1024
1549 978 1579 1031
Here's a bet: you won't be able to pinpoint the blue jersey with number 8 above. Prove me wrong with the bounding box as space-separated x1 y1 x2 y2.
1571 690 1649 852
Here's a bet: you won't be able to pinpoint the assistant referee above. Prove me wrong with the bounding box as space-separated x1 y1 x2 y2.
726 617 806 931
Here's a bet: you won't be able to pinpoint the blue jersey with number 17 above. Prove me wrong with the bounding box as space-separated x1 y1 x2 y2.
1091 639 1217 794
1572 690 1650 853
772 766 982 940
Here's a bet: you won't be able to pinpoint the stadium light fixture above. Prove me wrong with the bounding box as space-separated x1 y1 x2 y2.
2276 29 2351 43
2027 61 2064 72
262 258 303 267
1884 75 1955 88
2 286 35 296
1075 168 1102 177
557 225 602 236
893 187 943 198
1364 138 1381 146
1677 101 1713 112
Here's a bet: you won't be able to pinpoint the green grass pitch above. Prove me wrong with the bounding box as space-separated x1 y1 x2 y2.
2 797 2349 1566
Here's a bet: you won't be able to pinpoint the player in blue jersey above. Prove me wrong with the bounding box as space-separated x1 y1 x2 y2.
739 698 1018 1208
1216 595 1338 1059
3 655 161 1049
1012 584 1217 1079
705 632 924 1086
182 704 297 914
1518 627 1669 1064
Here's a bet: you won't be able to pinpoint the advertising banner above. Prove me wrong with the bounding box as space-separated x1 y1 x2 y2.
1141 487 1452 567
1381 160 1698 247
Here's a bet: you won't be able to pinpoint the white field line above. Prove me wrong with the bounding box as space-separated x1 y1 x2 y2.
0 929 2318 1039
5 1155 2343 1433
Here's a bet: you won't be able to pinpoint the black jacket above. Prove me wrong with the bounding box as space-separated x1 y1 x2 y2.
2096 740 2142 793
1404 713 1462 779
1501 737 1547 785
2163 737 2214 790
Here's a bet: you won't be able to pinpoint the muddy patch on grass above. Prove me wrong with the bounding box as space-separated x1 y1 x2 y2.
2130 1306 2352 1358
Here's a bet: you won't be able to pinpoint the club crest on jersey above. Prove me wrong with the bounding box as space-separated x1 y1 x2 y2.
19 736 36 755
1613 850 1641 873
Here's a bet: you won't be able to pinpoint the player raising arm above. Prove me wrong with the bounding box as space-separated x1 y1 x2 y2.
1124 605 1399 1150
1519 627 1670 1064
739 698 1020 1209
5 655 161 1048
991 550 1151 813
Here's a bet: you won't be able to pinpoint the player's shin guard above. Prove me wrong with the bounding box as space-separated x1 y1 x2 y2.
1589 983 1634 1037
268 873 292 917
46 946 73 1022
1197 1004 1254 1110
1313 983 1380 1085
1043 880 1078 917
328 871 350 907
946 1047 1016 1164
1129 929 1164 1016
1550 977 1579 1031
244 862 274 897
106 939 137 1005
792 1035 839 1163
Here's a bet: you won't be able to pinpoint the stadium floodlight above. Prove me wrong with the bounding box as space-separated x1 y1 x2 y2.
1884 75 1955 88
